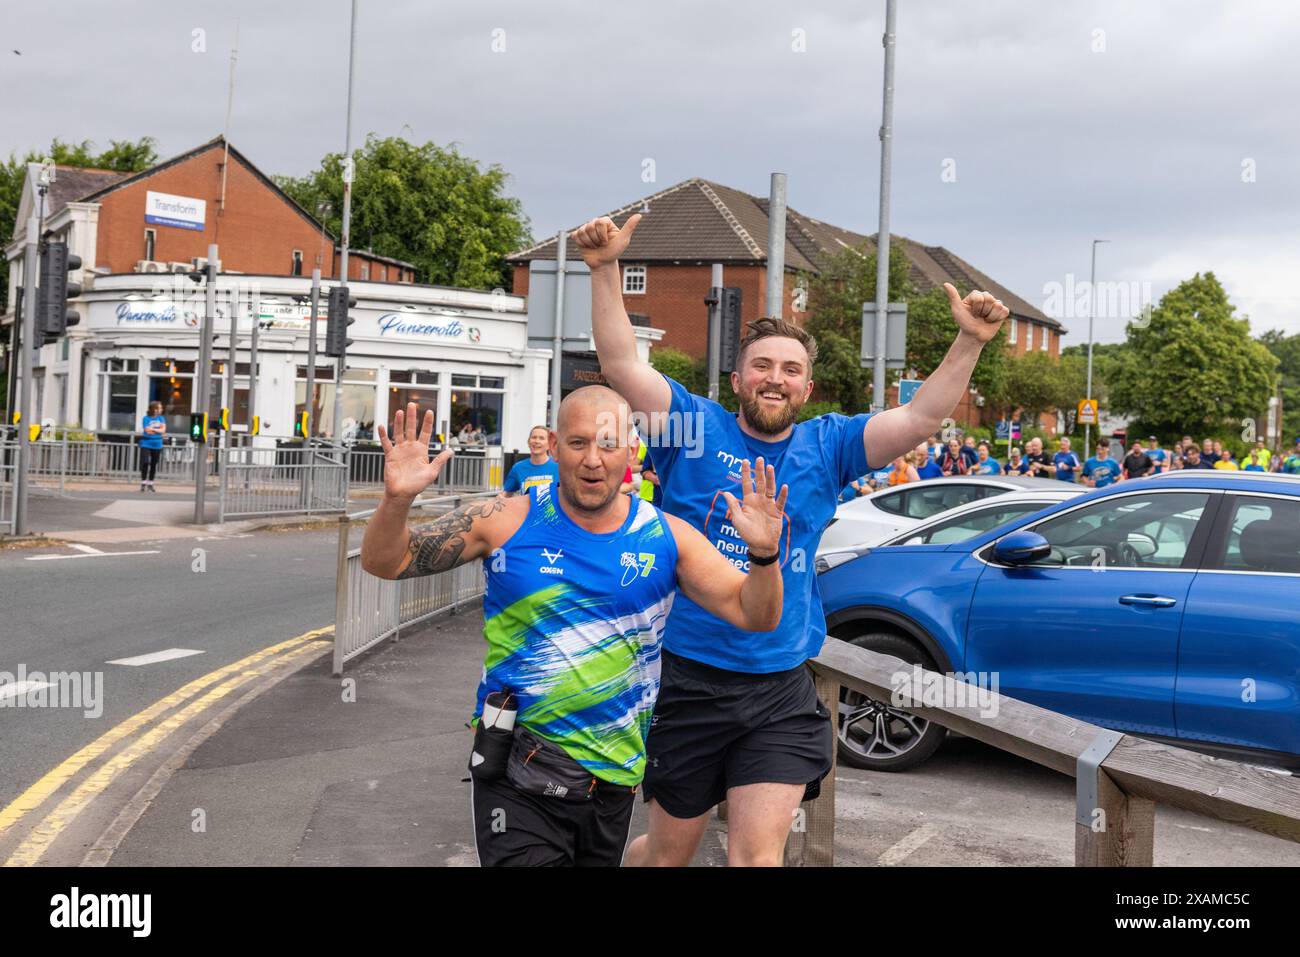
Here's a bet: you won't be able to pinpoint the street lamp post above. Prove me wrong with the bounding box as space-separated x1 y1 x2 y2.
1084 239 1109 460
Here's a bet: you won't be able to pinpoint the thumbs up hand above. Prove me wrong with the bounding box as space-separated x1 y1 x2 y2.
572 213 643 269
944 282 1009 343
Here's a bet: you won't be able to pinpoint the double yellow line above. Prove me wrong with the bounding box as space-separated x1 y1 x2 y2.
0 627 332 866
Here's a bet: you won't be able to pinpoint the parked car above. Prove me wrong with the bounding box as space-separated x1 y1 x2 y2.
817 484 1086 571
816 471 1300 772
819 475 1064 552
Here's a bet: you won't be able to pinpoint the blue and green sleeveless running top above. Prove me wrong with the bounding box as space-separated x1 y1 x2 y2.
475 482 679 786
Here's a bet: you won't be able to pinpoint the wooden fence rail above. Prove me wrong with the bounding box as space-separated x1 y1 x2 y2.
780 637 1300 866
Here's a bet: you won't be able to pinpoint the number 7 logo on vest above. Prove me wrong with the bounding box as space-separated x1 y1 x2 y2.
619 552 656 587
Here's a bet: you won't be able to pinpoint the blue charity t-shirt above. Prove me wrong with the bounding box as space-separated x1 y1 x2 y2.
973 458 1002 475
1084 456 1123 488
917 460 944 479
502 457 560 494
140 415 165 450
1053 450 1081 482
650 375 873 673
1147 448 1167 473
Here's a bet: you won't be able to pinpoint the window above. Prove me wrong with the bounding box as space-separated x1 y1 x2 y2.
360 262 370 280
1213 496 1300 574
144 229 156 262
1009 318 1018 345
892 501 1056 546
292 250 303 277
623 265 646 294
1040 326 1049 351
1023 491 1209 568
449 373 507 446
874 483 998 519
296 366 376 442
99 359 140 431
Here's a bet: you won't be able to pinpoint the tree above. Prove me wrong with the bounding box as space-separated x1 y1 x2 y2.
276 135 531 291
0 136 158 311
1259 328 1300 445
1108 272 1278 439
803 244 1009 414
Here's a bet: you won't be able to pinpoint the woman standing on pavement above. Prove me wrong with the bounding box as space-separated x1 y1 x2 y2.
139 401 165 492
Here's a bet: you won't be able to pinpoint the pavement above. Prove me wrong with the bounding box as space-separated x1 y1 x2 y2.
87 608 1299 868
6 480 389 546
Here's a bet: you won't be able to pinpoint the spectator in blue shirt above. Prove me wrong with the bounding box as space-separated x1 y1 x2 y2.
1052 437 1081 483
139 401 166 493
1145 436 1167 474
972 442 1002 475
502 425 560 496
1083 438 1123 488
915 442 944 479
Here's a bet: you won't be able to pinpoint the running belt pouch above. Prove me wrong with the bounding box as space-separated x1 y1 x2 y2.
504 728 596 802
468 723 513 782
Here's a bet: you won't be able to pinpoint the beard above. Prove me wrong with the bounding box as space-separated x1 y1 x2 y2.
738 383 802 435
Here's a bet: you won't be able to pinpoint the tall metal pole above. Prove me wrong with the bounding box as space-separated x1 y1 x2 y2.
224 290 237 445
1084 239 1108 460
872 0 898 412
707 263 723 402
765 173 788 319
13 216 39 535
549 229 566 429
305 267 321 439
334 0 358 444
248 291 259 440
193 243 218 524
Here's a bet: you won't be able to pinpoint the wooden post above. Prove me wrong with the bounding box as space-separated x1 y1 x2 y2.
786 672 839 866
1075 733 1155 866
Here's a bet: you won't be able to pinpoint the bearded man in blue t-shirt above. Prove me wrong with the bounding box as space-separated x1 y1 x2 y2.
574 212 1010 867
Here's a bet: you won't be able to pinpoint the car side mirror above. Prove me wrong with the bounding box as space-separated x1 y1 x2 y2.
992 530 1051 565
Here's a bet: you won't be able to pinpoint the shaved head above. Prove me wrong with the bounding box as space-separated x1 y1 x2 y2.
557 385 631 438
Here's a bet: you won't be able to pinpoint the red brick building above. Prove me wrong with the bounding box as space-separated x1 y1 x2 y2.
507 178 1066 430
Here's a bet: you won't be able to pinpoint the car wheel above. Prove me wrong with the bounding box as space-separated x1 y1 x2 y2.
835 631 948 772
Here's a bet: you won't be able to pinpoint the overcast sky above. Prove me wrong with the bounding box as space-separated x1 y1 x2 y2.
4 0 1298 342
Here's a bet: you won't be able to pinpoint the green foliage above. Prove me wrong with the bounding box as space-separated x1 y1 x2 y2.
0 136 158 310
276 135 531 291
1108 273 1278 438
803 244 1009 413
796 400 843 421
649 346 707 395
1259 328 1300 444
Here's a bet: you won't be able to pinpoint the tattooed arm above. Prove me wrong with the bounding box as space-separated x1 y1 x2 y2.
361 494 521 580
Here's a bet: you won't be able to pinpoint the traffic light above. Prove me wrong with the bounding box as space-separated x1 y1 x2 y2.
294 411 308 438
718 287 742 374
37 241 81 343
325 285 356 358
251 414 261 436
190 412 208 443
219 407 230 431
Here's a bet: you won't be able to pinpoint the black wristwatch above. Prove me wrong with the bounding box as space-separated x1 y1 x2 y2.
748 550 779 566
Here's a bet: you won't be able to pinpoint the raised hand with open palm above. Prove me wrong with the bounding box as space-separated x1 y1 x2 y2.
377 402 454 501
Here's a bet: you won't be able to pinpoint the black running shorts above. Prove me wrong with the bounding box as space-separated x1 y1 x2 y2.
470 774 636 867
642 649 833 820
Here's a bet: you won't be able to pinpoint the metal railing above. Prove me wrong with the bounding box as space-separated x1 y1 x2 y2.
25 437 208 489
348 445 502 492
217 444 350 521
0 438 16 534
787 638 1300 866
332 493 495 673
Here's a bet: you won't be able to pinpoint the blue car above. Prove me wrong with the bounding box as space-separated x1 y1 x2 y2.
816 471 1300 772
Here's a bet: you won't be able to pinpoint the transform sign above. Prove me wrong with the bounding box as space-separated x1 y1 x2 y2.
145 190 206 231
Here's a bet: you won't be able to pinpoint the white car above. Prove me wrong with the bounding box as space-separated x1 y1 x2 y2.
817 475 1069 553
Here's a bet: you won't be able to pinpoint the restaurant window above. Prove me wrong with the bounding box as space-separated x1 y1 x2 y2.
99 358 140 431
296 366 376 443
450 373 506 446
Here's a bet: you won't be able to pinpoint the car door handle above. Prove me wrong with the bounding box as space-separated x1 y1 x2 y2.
1118 594 1177 608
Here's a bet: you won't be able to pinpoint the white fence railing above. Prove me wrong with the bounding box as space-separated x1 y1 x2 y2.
0 439 16 535
332 493 495 673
